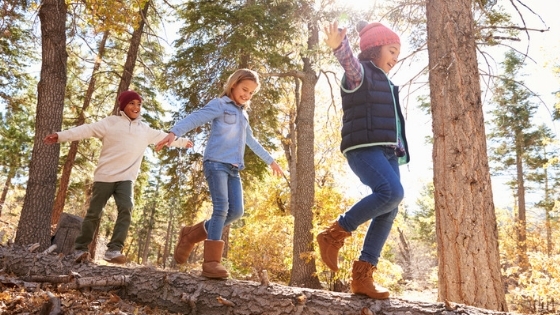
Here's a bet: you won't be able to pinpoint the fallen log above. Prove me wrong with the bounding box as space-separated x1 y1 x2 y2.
0 245 510 315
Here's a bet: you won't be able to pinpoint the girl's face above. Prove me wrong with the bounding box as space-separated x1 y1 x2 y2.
230 79 258 106
123 99 142 120
374 43 401 74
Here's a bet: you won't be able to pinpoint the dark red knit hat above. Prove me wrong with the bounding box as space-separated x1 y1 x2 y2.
357 21 400 52
118 90 142 111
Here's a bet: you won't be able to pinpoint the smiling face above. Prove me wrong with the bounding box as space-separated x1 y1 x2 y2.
123 99 142 120
230 79 258 106
374 43 401 74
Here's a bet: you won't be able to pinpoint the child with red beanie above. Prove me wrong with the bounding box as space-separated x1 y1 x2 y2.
44 90 192 264
317 21 410 299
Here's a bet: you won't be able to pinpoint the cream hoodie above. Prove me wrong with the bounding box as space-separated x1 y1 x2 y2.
57 113 189 182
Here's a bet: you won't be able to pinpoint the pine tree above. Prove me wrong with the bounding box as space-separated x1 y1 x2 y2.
15 0 68 249
426 0 506 310
0 2 36 216
488 50 541 270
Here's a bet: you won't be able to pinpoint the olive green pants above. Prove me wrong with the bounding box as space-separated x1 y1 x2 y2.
74 181 133 252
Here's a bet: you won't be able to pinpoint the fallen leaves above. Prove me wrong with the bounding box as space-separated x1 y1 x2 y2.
0 271 176 314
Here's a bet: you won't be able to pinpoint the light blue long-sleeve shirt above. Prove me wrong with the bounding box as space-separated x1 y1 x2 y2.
170 96 274 170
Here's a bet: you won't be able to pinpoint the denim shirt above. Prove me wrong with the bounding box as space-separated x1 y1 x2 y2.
170 96 274 170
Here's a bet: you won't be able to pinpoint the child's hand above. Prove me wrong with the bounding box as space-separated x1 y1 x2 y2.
270 161 284 177
156 132 176 151
185 140 193 148
43 133 58 144
324 21 347 50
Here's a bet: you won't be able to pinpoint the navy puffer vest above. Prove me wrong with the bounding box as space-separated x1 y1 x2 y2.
340 61 409 164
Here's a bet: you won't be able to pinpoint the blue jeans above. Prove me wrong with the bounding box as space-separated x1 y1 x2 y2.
203 160 244 240
338 146 404 266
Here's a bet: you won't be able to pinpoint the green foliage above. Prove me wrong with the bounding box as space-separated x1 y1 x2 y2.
166 0 297 105
0 3 36 102
487 50 551 189
0 91 35 180
411 182 436 248
0 2 36 192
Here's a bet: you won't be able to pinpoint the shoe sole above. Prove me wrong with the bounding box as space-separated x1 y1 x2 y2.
201 271 229 279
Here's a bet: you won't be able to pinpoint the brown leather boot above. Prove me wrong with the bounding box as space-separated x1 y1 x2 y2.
174 221 207 264
201 240 229 279
350 260 390 299
317 221 351 271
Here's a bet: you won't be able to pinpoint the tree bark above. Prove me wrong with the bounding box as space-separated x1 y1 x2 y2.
51 213 83 255
0 166 15 216
0 246 510 315
515 136 528 269
51 31 110 225
163 204 174 268
289 18 321 289
141 202 156 264
426 0 507 311
14 0 67 250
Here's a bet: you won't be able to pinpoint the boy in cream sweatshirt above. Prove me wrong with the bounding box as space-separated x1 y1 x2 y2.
44 90 192 263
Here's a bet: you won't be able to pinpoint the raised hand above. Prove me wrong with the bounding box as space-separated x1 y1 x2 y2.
323 21 347 50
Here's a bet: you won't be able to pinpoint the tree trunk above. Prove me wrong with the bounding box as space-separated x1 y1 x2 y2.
289 19 321 289
51 213 83 255
142 203 156 264
0 166 15 216
426 0 507 311
14 0 67 250
112 0 150 115
287 96 298 217
544 165 552 256
136 201 151 263
0 245 510 315
51 31 110 225
163 203 175 268
515 137 528 269
397 227 412 280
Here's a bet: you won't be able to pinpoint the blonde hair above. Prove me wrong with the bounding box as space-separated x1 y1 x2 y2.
220 69 261 109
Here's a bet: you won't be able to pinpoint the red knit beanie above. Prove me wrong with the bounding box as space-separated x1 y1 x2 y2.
357 21 400 52
118 90 142 111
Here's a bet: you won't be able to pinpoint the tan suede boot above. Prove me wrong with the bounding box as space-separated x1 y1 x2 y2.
201 240 229 279
350 260 390 299
174 221 207 264
316 221 351 271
